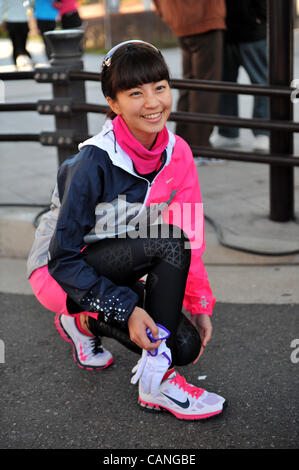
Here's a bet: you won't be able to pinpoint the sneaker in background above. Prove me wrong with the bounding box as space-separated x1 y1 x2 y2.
16 54 33 70
210 134 240 149
253 134 269 153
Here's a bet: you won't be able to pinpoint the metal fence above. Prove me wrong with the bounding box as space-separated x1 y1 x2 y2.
0 0 298 223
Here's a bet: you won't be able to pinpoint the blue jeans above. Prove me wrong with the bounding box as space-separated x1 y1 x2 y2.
218 38 269 138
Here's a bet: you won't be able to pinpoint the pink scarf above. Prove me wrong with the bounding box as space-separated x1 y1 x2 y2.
112 115 169 174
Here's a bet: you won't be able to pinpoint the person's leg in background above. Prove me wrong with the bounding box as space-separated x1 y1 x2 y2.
216 39 241 145
174 38 192 141
176 30 223 149
36 19 56 60
239 39 269 151
5 21 32 67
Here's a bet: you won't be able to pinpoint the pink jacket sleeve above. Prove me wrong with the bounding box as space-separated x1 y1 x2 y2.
162 136 216 316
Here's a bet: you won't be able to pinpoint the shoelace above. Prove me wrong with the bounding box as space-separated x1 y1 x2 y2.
170 373 205 399
91 336 104 355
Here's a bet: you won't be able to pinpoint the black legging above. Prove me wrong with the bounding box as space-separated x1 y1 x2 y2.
5 22 31 64
36 19 56 60
83 225 201 366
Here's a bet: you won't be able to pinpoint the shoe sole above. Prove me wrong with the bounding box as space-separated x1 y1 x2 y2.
138 397 227 421
54 314 114 370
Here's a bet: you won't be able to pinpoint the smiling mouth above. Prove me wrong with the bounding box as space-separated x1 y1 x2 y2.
142 112 162 120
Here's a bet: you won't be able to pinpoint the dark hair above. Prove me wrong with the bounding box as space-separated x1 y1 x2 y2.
101 43 170 118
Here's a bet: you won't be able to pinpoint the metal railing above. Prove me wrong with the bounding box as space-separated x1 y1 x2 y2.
1 71 298 165
0 0 297 223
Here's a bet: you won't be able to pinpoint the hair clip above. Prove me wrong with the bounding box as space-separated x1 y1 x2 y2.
103 57 111 68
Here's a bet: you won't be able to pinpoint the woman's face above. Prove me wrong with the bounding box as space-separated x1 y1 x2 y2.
107 80 173 149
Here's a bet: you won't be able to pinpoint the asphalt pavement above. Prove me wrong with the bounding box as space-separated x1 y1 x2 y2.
0 36 299 452
1 293 298 450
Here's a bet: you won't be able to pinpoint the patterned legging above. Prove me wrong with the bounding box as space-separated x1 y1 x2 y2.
83 225 201 366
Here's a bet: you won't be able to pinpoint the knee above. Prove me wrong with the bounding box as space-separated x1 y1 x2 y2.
171 314 201 366
157 224 191 269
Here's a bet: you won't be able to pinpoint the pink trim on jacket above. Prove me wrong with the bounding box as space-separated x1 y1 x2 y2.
29 265 98 319
146 134 216 315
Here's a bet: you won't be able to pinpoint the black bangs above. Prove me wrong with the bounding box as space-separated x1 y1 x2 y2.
102 44 170 98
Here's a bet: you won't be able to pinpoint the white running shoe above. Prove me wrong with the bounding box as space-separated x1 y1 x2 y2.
210 134 240 149
16 54 33 70
138 369 226 420
55 314 114 370
253 134 269 153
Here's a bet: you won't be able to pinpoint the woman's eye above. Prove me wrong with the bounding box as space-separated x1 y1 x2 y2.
130 91 141 96
156 85 166 92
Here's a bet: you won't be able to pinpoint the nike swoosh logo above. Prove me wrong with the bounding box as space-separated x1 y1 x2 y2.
79 342 88 362
161 392 190 409
166 178 173 184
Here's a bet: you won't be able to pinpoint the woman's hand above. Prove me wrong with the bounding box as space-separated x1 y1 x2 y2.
190 314 213 364
128 306 161 351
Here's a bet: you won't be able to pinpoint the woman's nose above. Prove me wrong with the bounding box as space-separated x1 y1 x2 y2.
144 92 159 108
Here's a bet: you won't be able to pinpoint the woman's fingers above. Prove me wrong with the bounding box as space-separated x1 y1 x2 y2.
128 306 161 350
132 331 161 351
192 344 205 364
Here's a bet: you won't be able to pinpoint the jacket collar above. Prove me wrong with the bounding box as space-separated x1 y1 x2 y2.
78 119 176 176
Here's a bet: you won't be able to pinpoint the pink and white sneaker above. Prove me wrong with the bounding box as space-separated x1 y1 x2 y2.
138 368 226 420
55 314 114 370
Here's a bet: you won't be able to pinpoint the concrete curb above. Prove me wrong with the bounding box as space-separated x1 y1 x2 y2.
1 206 299 264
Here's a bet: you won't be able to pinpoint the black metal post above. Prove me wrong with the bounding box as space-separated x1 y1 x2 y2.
268 0 294 221
44 29 89 166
